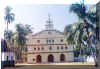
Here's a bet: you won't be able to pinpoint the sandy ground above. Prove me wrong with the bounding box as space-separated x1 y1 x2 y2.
3 62 99 69
15 62 95 65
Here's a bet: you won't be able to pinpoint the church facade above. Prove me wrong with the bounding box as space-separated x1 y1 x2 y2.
26 15 74 63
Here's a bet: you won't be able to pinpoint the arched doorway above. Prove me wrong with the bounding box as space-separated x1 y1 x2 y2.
60 54 65 62
36 55 42 63
48 54 54 62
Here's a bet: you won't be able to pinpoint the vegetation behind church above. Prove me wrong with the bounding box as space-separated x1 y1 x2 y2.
64 1 98 60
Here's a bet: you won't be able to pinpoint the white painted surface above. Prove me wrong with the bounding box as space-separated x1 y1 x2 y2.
1 52 15 61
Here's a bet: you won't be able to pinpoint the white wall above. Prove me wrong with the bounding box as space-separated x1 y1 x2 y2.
2 52 15 61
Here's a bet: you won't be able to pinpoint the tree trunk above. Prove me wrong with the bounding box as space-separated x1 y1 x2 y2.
7 22 8 32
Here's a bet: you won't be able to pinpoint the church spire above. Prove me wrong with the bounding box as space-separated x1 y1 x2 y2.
45 14 54 30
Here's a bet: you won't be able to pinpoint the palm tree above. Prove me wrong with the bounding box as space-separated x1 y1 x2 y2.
14 24 32 62
65 1 97 59
4 6 15 40
4 30 14 48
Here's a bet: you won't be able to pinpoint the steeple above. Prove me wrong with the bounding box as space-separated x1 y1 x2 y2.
45 14 54 30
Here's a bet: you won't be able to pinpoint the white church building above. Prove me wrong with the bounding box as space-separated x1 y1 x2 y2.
26 15 74 63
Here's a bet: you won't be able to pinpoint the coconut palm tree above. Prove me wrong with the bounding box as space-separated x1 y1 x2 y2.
14 24 32 62
4 30 14 48
4 6 15 32
65 1 97 59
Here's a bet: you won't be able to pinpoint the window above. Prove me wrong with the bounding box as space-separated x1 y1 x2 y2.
7 56 9 61
48 31 52 34
57 46 59 50
49 46 52 50
42 47 44 50
34 48 36 50
61 39 63 42
38 47 40 50
61 46 63 49
47 40 51 43
37 40 40 43
65 46 68 49
11 56 13 60
52 40 54 43
46 40 48 43
49 40 51 43
60 54 65 62
47 40 54 44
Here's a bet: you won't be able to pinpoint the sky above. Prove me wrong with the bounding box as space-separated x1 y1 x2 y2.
7 4 79 33
0 0 99 38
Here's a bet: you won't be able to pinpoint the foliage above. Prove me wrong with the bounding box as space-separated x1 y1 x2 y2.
4 30 14 42
14 24 32 61
70 3 86 19
4 6 15 24
15 24 32 46
65 2 97 57
4 6 15 49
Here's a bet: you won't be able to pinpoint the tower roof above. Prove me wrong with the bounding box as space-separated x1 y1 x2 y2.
45 14 54 30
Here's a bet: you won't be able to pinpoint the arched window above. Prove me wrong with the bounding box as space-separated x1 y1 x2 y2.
36 55 42 63
60 54 65 62
48 54 54 62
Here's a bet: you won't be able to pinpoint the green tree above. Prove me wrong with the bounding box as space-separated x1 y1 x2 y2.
4 30 14 50
4 6 15 49
4 6 15 32
4 30 14 44
65 1 97 58
14 24 32 62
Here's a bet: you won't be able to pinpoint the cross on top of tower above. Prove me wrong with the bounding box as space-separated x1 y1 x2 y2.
45 14 54 30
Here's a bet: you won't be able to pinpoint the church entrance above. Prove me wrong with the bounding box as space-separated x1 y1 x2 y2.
36 55 42 63
60 54 65 62
48 54 54 62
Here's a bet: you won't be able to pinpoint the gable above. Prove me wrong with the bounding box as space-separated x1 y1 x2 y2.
32 30 64 38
